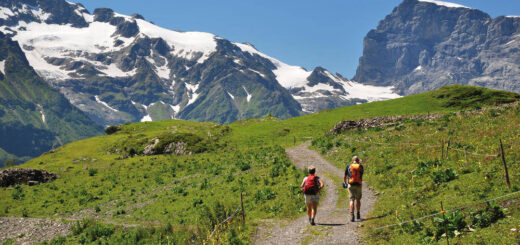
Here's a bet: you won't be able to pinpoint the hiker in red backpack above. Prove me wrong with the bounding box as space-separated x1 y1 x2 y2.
300 165 324 225
344 156 364 222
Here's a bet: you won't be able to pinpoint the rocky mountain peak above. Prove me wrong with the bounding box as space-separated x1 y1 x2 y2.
93 8 114 22
353 0 520 95
0 0 89 28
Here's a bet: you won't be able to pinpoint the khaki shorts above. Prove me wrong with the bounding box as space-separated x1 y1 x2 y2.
348 184 362 200
304 194 320 204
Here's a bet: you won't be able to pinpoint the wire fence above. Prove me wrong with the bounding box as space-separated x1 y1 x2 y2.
329 131 518 232
366 190 520 231
344 138 503 158
203 207 242 245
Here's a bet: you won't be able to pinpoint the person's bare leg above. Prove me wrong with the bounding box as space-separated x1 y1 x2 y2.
306 203 313 218
349 200 354 213
312 202 319 218
356 199 361 219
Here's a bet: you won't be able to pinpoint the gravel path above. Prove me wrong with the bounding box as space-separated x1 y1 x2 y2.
254 142 376 245
0 217 71 244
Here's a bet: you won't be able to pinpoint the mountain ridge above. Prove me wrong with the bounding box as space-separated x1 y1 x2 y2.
0 0 399 125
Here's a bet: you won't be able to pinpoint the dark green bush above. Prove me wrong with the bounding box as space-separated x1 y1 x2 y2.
11 185 24 200
433 210 466 240
471 202 505 228
431 168 457 184
88 168 98 176
236 162 251 171
414 160 442 176
105 126 121 135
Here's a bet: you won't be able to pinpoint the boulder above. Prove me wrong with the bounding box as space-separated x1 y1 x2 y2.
164 141 188 155
0 168 57 187
143 138 160 155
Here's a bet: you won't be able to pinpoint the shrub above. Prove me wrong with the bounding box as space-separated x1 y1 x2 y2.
200 178 209 190
270 166 281 178
414 160 442 176
11 185 25 200
471 202 505 228
433 210 466 240
105 126 121 135
88 168 98 176
192 198 203 207
154 176 164 185
72 219 93 235
85 222 114 242
236 162 251 171
431 168 457 184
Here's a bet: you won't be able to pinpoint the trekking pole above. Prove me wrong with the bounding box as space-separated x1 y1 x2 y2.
499 139 511 189
441 201 449 245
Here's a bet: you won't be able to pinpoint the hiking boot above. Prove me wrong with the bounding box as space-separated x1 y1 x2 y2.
309 218 312 225
351 213 355 222
311 218 316 226
357 212 361 220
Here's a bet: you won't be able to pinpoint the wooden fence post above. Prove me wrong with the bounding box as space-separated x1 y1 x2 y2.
464 147 469 167
499 139 511 189
441 140 444 160
241 192 246 225
446 140 450 159
441 201 450 245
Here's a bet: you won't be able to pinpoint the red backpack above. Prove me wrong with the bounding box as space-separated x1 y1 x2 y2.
303 175 319 195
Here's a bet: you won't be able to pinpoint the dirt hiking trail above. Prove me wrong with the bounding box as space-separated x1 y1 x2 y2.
254 142 376 245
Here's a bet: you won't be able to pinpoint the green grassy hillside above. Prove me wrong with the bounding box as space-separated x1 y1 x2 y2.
1 85 519 244
312 102 520 244
228 85 520 147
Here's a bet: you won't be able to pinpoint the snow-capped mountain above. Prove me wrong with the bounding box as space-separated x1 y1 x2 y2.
0 0 399 125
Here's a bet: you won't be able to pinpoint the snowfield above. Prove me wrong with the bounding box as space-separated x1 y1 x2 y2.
418 0 471 9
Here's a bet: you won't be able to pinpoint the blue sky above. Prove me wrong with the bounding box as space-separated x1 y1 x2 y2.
72 0 520 78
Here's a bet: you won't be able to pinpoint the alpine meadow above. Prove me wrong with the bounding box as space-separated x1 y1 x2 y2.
2 0 520 244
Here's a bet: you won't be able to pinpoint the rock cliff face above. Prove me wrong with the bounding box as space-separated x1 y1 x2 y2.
353 0 520 95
